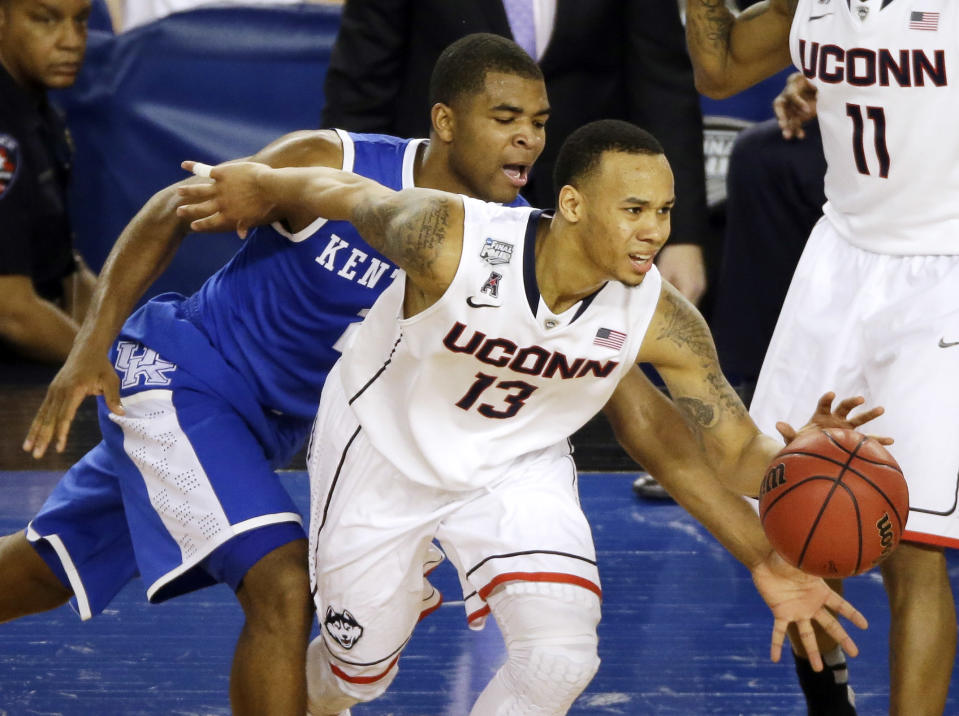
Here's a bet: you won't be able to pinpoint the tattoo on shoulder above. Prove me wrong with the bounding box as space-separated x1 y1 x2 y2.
357 195 451 274
657 292 715 361
395 197 450 274
689 0 734 53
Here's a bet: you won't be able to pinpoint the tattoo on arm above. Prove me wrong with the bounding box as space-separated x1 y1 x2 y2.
687 0 734 57
657 291 715 360
355 195 451 276
660 292 748 432
676 396 717 430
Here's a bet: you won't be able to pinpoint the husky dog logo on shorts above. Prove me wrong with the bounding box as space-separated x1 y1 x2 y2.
324 606 364 649
480 238 513 265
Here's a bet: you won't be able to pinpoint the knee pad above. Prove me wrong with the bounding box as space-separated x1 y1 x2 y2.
477 582 601 714
306 636 398 714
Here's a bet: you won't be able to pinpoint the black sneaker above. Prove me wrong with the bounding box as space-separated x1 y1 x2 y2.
794 652 857 716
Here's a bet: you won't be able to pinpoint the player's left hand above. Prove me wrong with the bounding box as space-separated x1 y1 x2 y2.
750 550 868 670
655 243 707 306
177 160 276 239
773 72 818 140
777 392 893 446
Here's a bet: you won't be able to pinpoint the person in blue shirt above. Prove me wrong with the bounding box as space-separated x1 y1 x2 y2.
1 33 548 715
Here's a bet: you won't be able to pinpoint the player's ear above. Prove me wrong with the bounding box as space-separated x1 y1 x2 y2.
431 102 455 143
556 184 583 223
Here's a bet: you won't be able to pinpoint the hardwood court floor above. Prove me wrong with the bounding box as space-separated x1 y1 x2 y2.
3 469 959 715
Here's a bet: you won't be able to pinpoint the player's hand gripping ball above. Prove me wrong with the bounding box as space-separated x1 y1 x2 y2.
759 427 909 578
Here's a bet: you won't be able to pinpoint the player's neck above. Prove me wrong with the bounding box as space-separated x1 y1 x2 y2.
413 140 458 193
535 219 607 314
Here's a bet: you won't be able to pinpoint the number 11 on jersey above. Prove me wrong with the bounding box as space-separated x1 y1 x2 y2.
846 103 890 178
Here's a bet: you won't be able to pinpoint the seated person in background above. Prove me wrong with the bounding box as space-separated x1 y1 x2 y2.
711 72 826 405
0 0 98 363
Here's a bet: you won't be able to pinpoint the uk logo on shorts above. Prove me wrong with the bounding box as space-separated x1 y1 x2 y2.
324 606 364 649
114 341 177 388
0 134 20 199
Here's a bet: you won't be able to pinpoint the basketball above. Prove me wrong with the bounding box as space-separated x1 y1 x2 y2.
758 428 909 578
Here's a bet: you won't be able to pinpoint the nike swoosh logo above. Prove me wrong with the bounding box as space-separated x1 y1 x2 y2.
466 297 498 308
939 338 959 348
809 13 833 20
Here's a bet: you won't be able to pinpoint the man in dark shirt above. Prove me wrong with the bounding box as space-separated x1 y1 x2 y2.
0 0 96 363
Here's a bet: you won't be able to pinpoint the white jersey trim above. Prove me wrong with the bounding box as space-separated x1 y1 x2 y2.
270 128 358 242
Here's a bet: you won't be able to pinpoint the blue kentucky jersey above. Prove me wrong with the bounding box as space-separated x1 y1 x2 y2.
119 130 529 457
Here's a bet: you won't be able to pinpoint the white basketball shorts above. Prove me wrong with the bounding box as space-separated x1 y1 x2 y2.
751 219 959 548
305 363 601 687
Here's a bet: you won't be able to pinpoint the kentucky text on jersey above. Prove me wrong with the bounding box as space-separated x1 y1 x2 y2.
798 40 947 87
443 322 620 378
316 233 398 288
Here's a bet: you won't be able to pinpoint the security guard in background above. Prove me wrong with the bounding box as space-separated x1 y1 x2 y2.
0 0 97 363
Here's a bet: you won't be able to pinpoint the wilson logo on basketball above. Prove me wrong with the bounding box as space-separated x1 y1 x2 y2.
759 463 786 497
876 513 895 557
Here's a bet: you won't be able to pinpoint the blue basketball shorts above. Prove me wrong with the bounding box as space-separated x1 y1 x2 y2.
27 339 307 619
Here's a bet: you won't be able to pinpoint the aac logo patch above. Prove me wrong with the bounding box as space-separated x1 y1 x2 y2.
0 134 20 199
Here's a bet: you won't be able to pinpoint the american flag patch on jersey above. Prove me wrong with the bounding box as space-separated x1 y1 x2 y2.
909 11 939 30
594 327 626 350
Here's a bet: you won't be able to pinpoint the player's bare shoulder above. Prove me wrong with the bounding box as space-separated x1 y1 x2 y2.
252 129 344 170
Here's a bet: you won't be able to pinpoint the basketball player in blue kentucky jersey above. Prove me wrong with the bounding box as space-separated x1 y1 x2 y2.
686 2 959 714
0 34 547 715
176 120 886 715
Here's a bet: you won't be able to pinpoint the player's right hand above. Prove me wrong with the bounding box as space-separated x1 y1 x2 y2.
751 550 868 671
23 349 123 458
178 160 276 239
773 72 818 140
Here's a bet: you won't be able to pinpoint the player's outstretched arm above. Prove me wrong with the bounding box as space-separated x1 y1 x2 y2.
21 182 193 458
685 0 796 98
604 367 868 670
22 131 346 458
632 284 889 496
177 161 464 301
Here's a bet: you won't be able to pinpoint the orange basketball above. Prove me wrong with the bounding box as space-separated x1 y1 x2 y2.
759 428 909 578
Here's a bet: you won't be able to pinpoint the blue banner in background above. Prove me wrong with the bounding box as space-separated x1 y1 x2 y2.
54 5 342 299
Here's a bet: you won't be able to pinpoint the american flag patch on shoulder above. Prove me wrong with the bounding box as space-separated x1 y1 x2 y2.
594 327 627 350
909 11 939 30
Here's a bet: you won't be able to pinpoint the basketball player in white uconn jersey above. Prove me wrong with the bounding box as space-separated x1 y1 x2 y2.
176 120 885 714
686 1 959 714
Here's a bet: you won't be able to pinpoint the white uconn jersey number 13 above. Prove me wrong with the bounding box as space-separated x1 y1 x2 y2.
791 0 959 253
339 197 662 491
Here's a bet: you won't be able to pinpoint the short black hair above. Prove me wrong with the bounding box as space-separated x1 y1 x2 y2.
429 33 543 107
553 120 665 198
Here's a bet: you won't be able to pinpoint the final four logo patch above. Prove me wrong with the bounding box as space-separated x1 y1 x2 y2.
480 238 513 265
0 134 20 199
